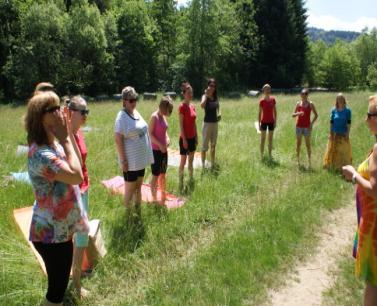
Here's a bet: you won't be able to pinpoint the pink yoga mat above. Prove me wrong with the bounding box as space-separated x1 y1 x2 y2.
101 176 186 209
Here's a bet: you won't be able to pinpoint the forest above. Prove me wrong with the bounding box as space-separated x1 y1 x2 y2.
0 0 376 101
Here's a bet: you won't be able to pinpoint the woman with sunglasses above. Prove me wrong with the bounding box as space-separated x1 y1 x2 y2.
292 88 318 168
26 91 89 306
148 96 174 205
178 83 197 193
201 78 220 169
114 86 154 221
342 95 377 306
323 93 352 170
258 84 277 159
65 96 91 298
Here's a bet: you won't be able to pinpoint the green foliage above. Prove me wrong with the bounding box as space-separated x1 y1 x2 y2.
58 1 114 95
178 0 243 94
319 41 360 90
114 0 158 91
3 2 66 98
353 28 377 85
367 62 377 89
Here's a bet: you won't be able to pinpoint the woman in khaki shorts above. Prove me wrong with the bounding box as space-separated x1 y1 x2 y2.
200 78 220 169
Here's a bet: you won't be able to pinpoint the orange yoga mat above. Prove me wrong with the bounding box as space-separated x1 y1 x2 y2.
101 176 186 209
13 206 47 274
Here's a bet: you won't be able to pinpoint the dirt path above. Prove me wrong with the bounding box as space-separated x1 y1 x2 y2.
266 200 356 306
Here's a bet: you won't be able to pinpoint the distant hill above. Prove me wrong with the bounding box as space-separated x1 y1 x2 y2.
307 27 360 44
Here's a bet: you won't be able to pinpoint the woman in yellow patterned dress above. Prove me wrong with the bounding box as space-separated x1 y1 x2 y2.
343 95 377 306
324 93 352 170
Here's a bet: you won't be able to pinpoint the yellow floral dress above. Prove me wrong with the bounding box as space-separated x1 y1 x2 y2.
323 135 352 170
354 157 377 285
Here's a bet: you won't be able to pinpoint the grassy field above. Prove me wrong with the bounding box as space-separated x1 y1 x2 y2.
0 91 374 305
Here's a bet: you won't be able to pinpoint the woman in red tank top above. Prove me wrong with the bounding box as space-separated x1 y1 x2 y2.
292 89 318 168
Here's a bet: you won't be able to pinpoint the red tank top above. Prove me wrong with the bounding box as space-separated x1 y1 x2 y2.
296 102 312 128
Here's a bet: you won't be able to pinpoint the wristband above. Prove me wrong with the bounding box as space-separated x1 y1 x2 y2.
352 173 357 184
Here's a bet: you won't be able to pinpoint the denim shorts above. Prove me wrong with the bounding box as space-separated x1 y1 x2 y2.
75 191 89 248
296 127 311 137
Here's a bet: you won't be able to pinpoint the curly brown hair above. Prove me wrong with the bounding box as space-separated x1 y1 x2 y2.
25 91 60 145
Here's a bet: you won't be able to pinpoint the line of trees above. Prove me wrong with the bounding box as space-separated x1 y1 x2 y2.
305 28 377 90
0 0 308 100
0 0 376 101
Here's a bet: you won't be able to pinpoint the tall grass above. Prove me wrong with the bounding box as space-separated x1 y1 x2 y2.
0 92 374 305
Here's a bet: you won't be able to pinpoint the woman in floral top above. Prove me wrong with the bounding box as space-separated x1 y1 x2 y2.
26 91 89 305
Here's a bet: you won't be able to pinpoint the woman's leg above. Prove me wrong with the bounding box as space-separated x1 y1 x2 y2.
158 174 166 205
33 241 73 306
150 175 158 203
134 176 144 214
268 130 274 158
260 131 266 158
296 133 302 166
179 155 187 192
188 152 195 181
304 135 312 168
72 192 89 298
364 282 377 306
210 144 216 167
124 181 137 221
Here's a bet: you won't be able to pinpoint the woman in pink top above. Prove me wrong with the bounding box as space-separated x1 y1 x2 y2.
292 88 318 168
148 96 174 205
65 96 91 299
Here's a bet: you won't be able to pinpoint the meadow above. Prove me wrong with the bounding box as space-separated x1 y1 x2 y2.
0 91 374 305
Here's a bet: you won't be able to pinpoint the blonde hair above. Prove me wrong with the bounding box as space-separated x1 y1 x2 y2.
262 84 271 92
34 82 54 96
369 95 377 112
25 91 60 145
335 93 346 109
160 96 174 114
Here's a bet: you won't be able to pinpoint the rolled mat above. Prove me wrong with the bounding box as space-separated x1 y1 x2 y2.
101 176 186 209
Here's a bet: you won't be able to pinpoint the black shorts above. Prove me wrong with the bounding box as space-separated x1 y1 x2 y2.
33 240 73 304
151 150 168 176
179 137 197 155
123 169 145 182
260 122 275 131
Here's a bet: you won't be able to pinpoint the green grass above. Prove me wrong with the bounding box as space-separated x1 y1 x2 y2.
0 92 374 305
323 248 364 306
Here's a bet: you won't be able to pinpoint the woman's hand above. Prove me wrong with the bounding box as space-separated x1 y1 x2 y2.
183 138 188 149
298 111 304 117
342 165 356 181
122 160 128 172
159 143 167 153
51 110 69 143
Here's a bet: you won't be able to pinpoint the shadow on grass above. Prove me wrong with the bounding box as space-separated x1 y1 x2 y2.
262 156 281 168
108 209 146 254
201 164 221 178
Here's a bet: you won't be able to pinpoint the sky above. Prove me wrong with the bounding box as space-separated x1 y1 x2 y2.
176 0 377 32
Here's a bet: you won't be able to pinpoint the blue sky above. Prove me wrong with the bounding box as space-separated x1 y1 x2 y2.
177 0 377 32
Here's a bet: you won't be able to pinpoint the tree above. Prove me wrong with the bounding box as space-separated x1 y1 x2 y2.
150 0 178 90
367 62 377 89
178 0 242 94
114 0 158 91
59 1 114 95
353 28 377 85
252 0 307 87
319 41 360 90
4 2 66 98
304 40 327 87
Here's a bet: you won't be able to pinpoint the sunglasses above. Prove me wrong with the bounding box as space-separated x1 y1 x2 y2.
43 106 60 114
301 92 308 96
128 99 137 104
69 107 90 116
209 84 216 88
367 112 377 119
